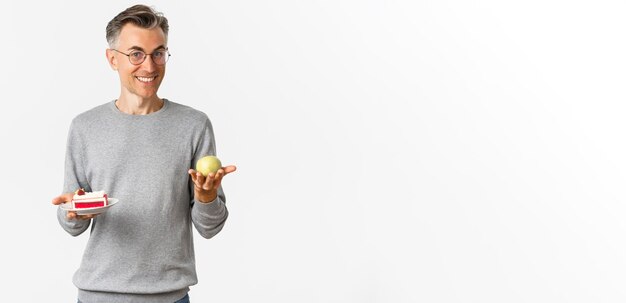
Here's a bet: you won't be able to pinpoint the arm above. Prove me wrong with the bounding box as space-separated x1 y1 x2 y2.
188 117 235 239
54 119 92 236
56 203 91 236
190 185 229 239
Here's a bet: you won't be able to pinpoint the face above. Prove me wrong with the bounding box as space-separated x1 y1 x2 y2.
106 23 167 100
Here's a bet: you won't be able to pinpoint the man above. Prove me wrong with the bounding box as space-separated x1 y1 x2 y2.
51 5 235 303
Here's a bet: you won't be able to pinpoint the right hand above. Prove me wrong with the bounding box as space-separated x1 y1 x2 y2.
52 193 98 220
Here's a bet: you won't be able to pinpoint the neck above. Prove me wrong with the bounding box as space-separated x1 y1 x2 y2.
115 95 164 115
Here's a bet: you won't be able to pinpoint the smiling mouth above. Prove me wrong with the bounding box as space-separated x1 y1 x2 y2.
136 75 157 83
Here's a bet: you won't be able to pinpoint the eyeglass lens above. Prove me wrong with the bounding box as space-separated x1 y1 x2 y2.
129 50 169 65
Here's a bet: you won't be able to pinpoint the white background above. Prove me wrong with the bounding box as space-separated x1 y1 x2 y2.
0 1 624 302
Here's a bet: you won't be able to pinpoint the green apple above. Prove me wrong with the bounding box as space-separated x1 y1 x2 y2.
196 155 222 176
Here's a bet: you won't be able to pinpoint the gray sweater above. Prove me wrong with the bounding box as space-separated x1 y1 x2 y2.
57 99 228 303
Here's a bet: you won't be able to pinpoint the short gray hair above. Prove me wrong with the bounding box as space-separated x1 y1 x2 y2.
106 4 169 48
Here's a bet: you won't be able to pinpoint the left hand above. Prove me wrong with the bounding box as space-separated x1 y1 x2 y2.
188 165 237 203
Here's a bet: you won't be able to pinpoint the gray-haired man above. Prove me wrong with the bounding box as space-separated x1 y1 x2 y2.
52 5 236 303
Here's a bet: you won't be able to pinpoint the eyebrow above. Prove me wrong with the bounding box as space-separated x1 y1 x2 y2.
126 45 167 52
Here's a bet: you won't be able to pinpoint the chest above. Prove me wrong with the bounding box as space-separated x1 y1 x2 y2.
80 120 198 186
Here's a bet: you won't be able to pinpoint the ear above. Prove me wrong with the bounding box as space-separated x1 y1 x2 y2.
106 49 118 71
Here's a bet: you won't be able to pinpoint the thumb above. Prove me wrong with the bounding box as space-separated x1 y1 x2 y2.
52 193 73 205
223 165 237 174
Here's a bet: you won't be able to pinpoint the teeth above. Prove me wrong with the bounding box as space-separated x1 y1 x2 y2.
136 76 156 82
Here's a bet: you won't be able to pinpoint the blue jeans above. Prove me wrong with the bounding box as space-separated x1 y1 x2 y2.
78 293 189 303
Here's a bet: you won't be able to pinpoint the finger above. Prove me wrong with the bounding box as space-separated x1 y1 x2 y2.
189 170 198 183
52 193 74 205
223 165 237 175
210 170 223 189
52 196 66 205
80 214 96 220
67 211 77 220
203 173 214 190
196 173 206 189
216 169 224 179
213 174 223 189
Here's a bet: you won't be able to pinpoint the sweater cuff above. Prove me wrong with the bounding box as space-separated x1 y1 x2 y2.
193 196 224 212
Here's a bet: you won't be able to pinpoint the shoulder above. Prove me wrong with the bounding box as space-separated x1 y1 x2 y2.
69 102 112 130
165 99 212 126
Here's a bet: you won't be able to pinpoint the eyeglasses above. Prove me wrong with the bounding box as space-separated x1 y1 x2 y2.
112 48 171 65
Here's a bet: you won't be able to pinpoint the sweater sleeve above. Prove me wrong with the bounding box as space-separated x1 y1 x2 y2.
57 119 92 236
190 117 229 239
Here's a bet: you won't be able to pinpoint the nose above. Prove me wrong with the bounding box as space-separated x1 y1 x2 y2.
140 54 158 71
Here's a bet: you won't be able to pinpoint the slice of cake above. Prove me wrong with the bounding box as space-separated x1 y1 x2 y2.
72 188 108 209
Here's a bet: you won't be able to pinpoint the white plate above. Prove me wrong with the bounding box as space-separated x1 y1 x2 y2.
60 198 119 215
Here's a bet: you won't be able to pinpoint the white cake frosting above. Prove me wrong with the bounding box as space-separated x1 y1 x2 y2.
73 191 106 200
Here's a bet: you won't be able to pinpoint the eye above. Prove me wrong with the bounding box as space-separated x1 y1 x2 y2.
130 51 144 59
153 50 165 58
